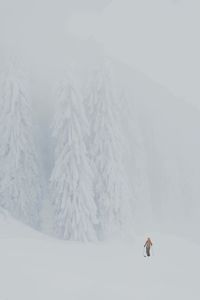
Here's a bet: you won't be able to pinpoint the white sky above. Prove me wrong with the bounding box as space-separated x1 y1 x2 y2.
68 0 200 108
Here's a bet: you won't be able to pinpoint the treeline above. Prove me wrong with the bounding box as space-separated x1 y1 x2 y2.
0 63 132 241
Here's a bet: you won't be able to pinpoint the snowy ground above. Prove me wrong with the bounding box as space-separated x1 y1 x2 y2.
0 212 199 300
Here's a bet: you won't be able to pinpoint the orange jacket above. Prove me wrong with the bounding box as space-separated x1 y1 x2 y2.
144 238 153 248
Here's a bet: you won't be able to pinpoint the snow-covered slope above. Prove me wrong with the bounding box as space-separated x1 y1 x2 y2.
0 211 199 300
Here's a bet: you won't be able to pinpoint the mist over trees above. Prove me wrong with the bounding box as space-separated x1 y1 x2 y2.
0 60 133 241
0 49 199 241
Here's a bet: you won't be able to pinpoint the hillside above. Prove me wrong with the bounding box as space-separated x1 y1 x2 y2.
1 35 200 238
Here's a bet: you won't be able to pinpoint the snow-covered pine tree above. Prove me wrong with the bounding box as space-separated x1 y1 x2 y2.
0 65 41 228
50 75 98 241
85 68 131 239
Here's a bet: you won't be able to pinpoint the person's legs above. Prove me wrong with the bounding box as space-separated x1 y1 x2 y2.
146 247 150 257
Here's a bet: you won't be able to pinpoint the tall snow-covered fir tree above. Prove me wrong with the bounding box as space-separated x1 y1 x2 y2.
50 75 98 241
85 68 131 239
0 65 41 228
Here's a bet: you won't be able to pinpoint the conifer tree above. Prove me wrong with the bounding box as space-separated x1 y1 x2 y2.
50 76 98 241
85 69 131 238
0 65 41 228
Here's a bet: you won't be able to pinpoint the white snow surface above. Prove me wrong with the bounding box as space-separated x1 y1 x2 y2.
0 211 199 300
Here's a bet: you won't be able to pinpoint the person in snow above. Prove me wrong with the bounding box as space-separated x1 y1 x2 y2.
144 237 153 257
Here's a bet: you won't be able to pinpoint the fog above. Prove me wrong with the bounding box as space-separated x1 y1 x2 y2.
1 0 200 106
1 3 200 299
0 0 200 239
68 0 200 108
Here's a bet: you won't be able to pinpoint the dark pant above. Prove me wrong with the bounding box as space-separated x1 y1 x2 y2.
146 247 150 257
